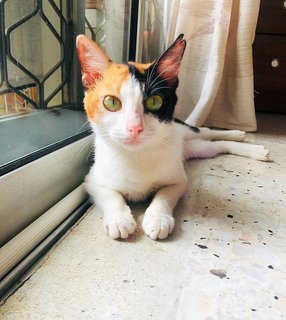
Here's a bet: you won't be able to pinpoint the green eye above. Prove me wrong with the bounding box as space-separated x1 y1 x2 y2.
103 95 122 112
146 95 163 111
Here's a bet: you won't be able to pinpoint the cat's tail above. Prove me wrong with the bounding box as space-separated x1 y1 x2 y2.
175 117 247 142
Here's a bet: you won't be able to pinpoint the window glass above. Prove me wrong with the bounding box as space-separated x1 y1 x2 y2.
0 0 88 175
0 0 132 175
135 0 170 63
85 0 131 63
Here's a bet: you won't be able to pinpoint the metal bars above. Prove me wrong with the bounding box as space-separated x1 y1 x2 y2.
0 0 72 109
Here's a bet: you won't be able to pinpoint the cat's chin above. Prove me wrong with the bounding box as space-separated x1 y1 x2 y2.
114 138 148 151
121 140 146 150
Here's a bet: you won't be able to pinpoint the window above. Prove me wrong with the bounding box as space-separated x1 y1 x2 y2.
0 0 88 175
0 0 135 300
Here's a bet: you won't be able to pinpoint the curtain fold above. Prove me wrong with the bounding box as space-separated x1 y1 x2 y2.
167 0 260 131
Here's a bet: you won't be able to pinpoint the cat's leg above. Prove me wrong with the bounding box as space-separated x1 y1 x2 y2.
142 181 187 240
198 127 247 141
88 184 137 239
184 139 269 161
185 127 247 142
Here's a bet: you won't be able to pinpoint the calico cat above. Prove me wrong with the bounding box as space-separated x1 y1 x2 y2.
76 34 269 240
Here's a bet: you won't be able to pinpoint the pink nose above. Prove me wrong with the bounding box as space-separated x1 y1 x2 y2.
127 124 143 139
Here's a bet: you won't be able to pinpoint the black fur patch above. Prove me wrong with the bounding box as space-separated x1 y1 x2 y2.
128 64 146 83
128 63 178 122
174 118 200 133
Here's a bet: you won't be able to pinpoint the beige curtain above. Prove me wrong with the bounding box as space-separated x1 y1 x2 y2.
167 0 260 131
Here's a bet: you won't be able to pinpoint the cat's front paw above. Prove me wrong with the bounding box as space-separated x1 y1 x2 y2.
104 206 136 239
142 209 175 240
228 130 246 141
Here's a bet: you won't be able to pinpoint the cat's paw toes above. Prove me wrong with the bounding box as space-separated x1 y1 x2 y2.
104 208 136 239
251 145 270 161
142 211 175 240
228 130 246 141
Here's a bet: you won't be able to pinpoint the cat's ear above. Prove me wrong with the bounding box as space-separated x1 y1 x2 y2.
76 35 111 89
152 34 186 87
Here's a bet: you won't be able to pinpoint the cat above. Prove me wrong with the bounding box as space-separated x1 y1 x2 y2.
76 34 269 240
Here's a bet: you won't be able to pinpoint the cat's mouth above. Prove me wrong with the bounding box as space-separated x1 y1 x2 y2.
125 137 143 147
109 129 152 150
115 135 145 149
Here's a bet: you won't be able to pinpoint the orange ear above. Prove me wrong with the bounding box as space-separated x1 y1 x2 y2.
154 34 186 86
76 35 111 89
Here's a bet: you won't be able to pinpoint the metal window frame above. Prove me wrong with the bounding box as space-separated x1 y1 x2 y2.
0 0 87 176
128 0 139 61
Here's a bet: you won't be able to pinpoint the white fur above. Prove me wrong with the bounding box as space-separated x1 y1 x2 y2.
86 120 187 240
85 77 270 240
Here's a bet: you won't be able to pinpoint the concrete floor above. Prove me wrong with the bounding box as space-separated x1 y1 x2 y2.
1 113 286 320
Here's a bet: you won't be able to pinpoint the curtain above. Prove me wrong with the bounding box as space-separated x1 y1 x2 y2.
167 0 260 131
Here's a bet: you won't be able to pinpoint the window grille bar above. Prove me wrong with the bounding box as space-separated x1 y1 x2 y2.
0 0 73 110
129 0 139 61
4 3 40 107
85 17 97 42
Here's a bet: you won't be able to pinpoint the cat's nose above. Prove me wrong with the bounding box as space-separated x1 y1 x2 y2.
127 124 144 139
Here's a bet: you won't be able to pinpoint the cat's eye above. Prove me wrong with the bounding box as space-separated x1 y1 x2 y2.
146 95 163 111
103 95 122 112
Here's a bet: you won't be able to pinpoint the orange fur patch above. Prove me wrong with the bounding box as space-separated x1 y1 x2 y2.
128 61 153 74
84 63 130 121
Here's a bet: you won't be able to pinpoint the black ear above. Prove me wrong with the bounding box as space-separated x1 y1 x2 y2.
150 34 186 87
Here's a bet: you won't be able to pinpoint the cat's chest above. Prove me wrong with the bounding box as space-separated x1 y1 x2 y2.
93 141 185 201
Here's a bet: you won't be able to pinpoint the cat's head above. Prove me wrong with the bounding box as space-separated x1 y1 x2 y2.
76 34 186 150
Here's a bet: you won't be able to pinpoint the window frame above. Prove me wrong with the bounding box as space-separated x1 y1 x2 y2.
0 0 87 176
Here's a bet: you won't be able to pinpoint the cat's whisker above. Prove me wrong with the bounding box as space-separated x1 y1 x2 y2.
151 86 174 91
146 59 171 89
150 73 183 93
74 136 94 162
146 60 159 89
150 59 183 89
74 142 93 162
145 41 177 88
99 132 111 139
145 57 167 90
76 121 90 134
146 74 168 92
146 77 177 94
147 59 183 89
86 148 94 164
73 135 93 152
